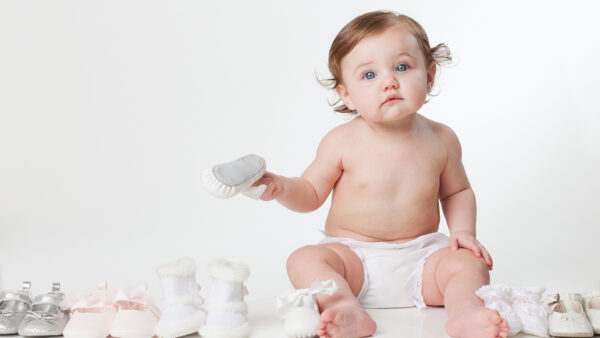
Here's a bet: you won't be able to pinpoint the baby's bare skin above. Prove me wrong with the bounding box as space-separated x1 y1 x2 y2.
321 113 446 243
254 21 506 338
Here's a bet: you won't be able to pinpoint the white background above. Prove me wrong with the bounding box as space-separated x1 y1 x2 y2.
1 0 599 301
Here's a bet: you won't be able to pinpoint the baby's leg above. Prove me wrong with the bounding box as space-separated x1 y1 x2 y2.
286 243 377 338
421 248 509 338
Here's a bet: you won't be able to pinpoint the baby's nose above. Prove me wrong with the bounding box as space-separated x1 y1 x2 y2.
382 76 399 90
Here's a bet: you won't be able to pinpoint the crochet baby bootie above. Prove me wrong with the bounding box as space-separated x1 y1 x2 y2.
200 259 250 338
511 286 550 337
476 284 522 336
276 279 338 338
155 257 205 338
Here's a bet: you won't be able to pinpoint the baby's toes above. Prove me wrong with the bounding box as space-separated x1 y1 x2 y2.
494 324 508 337
484 308 502 325
326 323 341 337
320 309 336 324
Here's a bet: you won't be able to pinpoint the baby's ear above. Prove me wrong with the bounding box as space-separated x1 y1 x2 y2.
335 84 356 110
426 63 437 92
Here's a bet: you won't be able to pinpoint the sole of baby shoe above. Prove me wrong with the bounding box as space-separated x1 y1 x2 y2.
548 330 594 337
202 154 266 198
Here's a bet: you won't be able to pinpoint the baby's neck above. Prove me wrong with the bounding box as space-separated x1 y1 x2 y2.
360 113 420 137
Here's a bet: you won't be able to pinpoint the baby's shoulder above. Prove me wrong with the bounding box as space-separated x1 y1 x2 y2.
314 118 363 162
314 120 352 156
422 116 461 151
321 118 358 142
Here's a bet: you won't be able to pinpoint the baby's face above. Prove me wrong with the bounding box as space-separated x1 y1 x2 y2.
337 24 435 124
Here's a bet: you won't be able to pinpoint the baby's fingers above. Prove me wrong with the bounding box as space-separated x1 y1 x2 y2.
252 174 271 187
260 182 279 201
480 245 493 270
449 236 459 250
460 239 482 258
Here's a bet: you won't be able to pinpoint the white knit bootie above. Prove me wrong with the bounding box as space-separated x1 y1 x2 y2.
155 257 206 338
276 280 338 338
200 259 250 338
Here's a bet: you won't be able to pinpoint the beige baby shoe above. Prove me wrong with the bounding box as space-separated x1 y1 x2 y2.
545 293 593 337
581 290 600 334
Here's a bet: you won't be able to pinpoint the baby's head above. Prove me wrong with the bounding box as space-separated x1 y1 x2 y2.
324 11 451 117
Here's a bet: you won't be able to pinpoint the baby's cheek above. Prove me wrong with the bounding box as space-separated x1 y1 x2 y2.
414 84 429 104
355 95 378 116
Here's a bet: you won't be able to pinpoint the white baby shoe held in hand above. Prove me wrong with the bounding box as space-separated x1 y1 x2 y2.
581 290 600 334
202 154 267 199
510 286 550 337
155 257 206 338
276 279 339 338
200 259 251 338
545 293 594 337
475 284 522 336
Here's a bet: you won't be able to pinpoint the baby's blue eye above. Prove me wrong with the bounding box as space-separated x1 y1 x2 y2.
364 71 375 80
396 64 408 72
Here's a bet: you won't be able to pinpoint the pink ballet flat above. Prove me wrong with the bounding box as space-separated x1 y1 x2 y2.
109 284 161 338
62 282 117 338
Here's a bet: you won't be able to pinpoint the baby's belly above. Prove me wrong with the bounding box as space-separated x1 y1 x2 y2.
324 188 441 243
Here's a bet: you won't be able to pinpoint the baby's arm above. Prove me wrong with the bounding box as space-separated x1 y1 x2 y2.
438 125 493 269
252 128 343 213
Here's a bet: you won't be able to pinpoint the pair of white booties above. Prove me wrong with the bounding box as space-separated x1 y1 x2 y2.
476 284 551 337
155 257 250 338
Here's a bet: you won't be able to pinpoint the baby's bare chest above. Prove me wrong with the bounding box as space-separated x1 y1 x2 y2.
340 138 447 196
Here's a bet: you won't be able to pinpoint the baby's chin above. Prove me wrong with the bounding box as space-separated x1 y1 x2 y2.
360 108 418 124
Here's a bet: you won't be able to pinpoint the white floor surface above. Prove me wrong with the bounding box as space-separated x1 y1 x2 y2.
3 298 544 338
245 298 541 338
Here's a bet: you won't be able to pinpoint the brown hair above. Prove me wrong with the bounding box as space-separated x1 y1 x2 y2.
321 11 452 114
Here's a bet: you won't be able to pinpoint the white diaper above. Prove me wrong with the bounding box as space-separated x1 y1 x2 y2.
319 232 448 309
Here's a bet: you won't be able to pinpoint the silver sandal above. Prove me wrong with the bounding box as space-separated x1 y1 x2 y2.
0 281 33 334
18 283 70 337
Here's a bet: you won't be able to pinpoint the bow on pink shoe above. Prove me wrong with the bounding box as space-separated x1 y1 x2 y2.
63 282 117 338
113 284 161 319
110 284 161 338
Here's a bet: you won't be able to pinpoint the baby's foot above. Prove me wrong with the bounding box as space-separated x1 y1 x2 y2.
316 303 376 338
445 307 509 338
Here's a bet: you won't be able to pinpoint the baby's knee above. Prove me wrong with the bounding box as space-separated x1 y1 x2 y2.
444 249 489 277
286 245 339 274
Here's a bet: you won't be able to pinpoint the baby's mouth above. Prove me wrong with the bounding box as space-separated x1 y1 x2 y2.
381 96 403 106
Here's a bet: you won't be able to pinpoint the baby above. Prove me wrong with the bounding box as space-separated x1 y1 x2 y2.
253 11 508 338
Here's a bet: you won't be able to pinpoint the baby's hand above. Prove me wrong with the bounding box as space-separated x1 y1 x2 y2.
448 231 493 270
251 171 284 201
